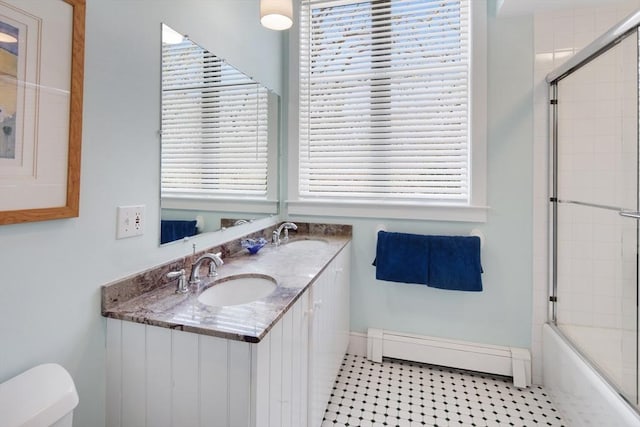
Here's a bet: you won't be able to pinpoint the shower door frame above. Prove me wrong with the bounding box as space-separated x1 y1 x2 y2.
547 9 640 409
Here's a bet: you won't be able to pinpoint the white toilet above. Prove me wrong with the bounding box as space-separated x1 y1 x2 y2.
0 363 79 427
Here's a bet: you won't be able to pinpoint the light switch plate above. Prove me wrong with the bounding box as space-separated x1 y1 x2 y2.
116 205 145 239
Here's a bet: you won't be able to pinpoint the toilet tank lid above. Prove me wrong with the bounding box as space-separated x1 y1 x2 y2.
0 363 79 427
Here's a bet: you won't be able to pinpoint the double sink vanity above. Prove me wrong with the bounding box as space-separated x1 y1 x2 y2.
102 222 352 427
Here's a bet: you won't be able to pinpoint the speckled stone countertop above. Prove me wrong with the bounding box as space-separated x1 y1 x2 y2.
101 224 351 343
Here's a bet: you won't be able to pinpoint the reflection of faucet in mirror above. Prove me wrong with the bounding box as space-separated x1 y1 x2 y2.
189 252 224 285
159 23 280 246
272 222 297 246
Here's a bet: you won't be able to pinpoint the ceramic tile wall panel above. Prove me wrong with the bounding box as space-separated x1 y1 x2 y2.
555 203 635 325
556 34 638 209
532 1 640 386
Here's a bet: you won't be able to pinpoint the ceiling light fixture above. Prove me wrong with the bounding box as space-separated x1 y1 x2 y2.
0 32 17 43
260 0 293 31
162 24 185 45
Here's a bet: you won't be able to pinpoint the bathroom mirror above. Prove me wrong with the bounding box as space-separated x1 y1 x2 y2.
160 24 279 245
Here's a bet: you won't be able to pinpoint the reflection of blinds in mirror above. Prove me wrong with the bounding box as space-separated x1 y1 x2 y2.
161 40 269 198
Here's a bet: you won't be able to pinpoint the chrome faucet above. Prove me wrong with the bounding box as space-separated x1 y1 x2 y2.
189 252 223 285
272 222 298 246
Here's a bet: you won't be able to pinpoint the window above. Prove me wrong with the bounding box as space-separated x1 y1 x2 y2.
161 32 274 206
291 0 486 221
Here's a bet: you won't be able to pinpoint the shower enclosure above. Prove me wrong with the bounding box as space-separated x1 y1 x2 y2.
548 11 640 411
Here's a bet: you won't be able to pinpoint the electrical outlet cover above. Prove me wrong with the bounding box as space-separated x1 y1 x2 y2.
116 205 145 239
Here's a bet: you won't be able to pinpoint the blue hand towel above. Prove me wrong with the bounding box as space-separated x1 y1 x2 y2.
160 220 198 244
427 236 483 292
373 232 483 291
374 231 430 285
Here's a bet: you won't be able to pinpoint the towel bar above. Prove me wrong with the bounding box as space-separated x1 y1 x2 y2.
374 226 485 248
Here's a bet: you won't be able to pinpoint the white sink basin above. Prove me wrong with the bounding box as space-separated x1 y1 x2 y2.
198 274 277 307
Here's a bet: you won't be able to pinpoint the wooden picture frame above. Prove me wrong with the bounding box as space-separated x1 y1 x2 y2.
0 0 85 225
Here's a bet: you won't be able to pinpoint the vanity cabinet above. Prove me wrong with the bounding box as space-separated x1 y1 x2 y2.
105 243 350 427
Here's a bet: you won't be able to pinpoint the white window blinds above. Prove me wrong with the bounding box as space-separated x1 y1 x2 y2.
161 38 269 199
299 0 471 202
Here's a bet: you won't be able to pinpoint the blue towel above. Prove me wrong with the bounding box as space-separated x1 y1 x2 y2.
160 220 198 244
427 235 483 292
374 231 483 292
374 231 430 285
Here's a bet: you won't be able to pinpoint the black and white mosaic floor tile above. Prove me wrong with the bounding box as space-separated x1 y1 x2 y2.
322 353 565 427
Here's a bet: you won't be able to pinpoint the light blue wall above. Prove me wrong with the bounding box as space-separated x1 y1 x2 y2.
0 1 282 426
0 3 535 427
289 11 535 348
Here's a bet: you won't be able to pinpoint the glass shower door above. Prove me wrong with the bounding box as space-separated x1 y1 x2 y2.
553 30 639 404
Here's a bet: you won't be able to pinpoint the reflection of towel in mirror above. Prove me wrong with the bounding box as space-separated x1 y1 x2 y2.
373 231 483 292
161 220 198 244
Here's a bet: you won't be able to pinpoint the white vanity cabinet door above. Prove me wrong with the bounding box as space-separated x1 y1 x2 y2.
252 287 310 427
107 297 310 427
308 243 351 427
106 319 249 427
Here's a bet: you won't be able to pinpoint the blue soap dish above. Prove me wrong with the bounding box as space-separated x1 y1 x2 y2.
241 237 267 255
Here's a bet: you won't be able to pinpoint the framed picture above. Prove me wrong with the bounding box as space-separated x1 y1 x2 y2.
0 0 85 225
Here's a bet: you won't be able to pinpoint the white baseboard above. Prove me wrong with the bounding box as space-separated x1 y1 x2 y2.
348 332 368 357
363 328 531 388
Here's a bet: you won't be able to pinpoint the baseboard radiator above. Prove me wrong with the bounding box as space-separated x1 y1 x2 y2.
367 328 531 388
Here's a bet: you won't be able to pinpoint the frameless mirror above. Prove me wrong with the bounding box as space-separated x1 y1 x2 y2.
160 24 279 245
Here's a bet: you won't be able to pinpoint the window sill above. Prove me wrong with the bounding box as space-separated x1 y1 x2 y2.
287 199 488 223
162 197 278 215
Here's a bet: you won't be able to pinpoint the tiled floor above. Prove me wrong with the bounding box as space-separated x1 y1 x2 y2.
322 354 566 427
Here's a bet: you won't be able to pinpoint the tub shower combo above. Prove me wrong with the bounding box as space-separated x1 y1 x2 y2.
546 9 640 426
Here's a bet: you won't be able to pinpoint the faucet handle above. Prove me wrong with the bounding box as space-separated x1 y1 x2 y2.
167 269 188 294
284 222 297 241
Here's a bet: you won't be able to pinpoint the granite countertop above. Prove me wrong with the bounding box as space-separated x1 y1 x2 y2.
102 232 351 343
